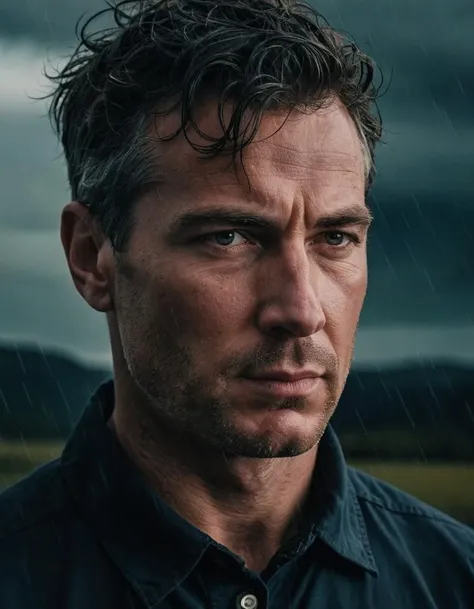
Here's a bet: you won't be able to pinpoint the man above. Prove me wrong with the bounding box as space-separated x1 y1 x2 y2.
0 0 473 607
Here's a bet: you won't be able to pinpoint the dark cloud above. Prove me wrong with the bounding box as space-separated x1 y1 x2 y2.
362 189 474 325
0 0 100 45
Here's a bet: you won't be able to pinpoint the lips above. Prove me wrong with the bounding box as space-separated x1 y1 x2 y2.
240 370 323 399
244 369 322 382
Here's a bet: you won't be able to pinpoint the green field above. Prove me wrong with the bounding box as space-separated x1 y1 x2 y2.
350 461 474 524
0 440 64 490
1 441 473 525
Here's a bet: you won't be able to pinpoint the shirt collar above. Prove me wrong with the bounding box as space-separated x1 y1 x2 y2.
61 379 377 605
61 379 212 607
305 424 378 576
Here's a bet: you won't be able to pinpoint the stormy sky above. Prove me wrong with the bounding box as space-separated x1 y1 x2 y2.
0 0 473 368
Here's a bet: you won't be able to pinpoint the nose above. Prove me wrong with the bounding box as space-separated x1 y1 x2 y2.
256 247 326 338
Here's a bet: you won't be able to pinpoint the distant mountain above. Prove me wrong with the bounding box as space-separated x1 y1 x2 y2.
0 344 111 439
334 362 474 432
0 344 473 459
333 362 474 460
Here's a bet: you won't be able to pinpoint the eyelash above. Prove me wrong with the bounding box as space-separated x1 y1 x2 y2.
201 230 361 249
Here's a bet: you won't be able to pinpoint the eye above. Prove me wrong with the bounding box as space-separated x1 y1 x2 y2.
323 231 355 247
207 230 249 247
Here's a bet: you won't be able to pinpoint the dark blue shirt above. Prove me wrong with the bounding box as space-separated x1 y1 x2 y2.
0 380 473 608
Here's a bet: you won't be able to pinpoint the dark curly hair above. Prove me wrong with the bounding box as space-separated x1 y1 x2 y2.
45 0 383 252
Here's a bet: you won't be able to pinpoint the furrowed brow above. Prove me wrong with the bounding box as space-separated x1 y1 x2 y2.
167 204 372 238
315 205 373 229
169 209 275 234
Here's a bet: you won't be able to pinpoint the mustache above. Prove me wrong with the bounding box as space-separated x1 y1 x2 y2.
223 339 338 377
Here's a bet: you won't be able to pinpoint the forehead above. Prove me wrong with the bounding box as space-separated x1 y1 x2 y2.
146 101 365 216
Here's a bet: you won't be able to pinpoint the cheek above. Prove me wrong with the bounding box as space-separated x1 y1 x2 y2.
155 270 253 340
323 266 367 342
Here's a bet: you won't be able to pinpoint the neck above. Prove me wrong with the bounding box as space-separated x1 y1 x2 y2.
110 398 318 572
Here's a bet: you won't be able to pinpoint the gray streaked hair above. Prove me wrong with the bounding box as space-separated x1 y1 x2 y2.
45 0 383 252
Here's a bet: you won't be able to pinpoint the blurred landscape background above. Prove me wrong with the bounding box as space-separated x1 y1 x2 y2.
0 0 473 526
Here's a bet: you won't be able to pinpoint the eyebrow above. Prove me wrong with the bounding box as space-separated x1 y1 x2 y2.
169 204 373 235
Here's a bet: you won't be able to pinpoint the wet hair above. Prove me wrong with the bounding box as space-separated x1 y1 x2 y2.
45 0 383 252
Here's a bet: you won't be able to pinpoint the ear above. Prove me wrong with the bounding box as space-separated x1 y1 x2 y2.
60 201 115 312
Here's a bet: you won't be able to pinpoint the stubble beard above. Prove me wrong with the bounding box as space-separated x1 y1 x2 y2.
123 332 348 460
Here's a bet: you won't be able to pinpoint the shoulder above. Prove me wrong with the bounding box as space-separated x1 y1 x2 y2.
348 465 474 574
0 459 67 541
0 461 130 609
0 460 67 537
0 459 82 579
0 461 94 607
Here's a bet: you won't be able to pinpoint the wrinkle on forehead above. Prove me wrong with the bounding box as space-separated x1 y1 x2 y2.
150 101 365 205
239 149 363 183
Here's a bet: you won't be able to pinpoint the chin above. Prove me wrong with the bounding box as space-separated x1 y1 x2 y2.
222 433 317 459
215 408 331 459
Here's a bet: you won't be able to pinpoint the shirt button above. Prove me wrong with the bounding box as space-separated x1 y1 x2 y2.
238 593 259 609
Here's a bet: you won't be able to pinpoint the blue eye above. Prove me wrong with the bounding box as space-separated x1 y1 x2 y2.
210 231 248 247
324 231 353 246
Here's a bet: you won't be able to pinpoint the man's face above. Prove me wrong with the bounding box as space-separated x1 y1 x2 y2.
109 102 370 458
